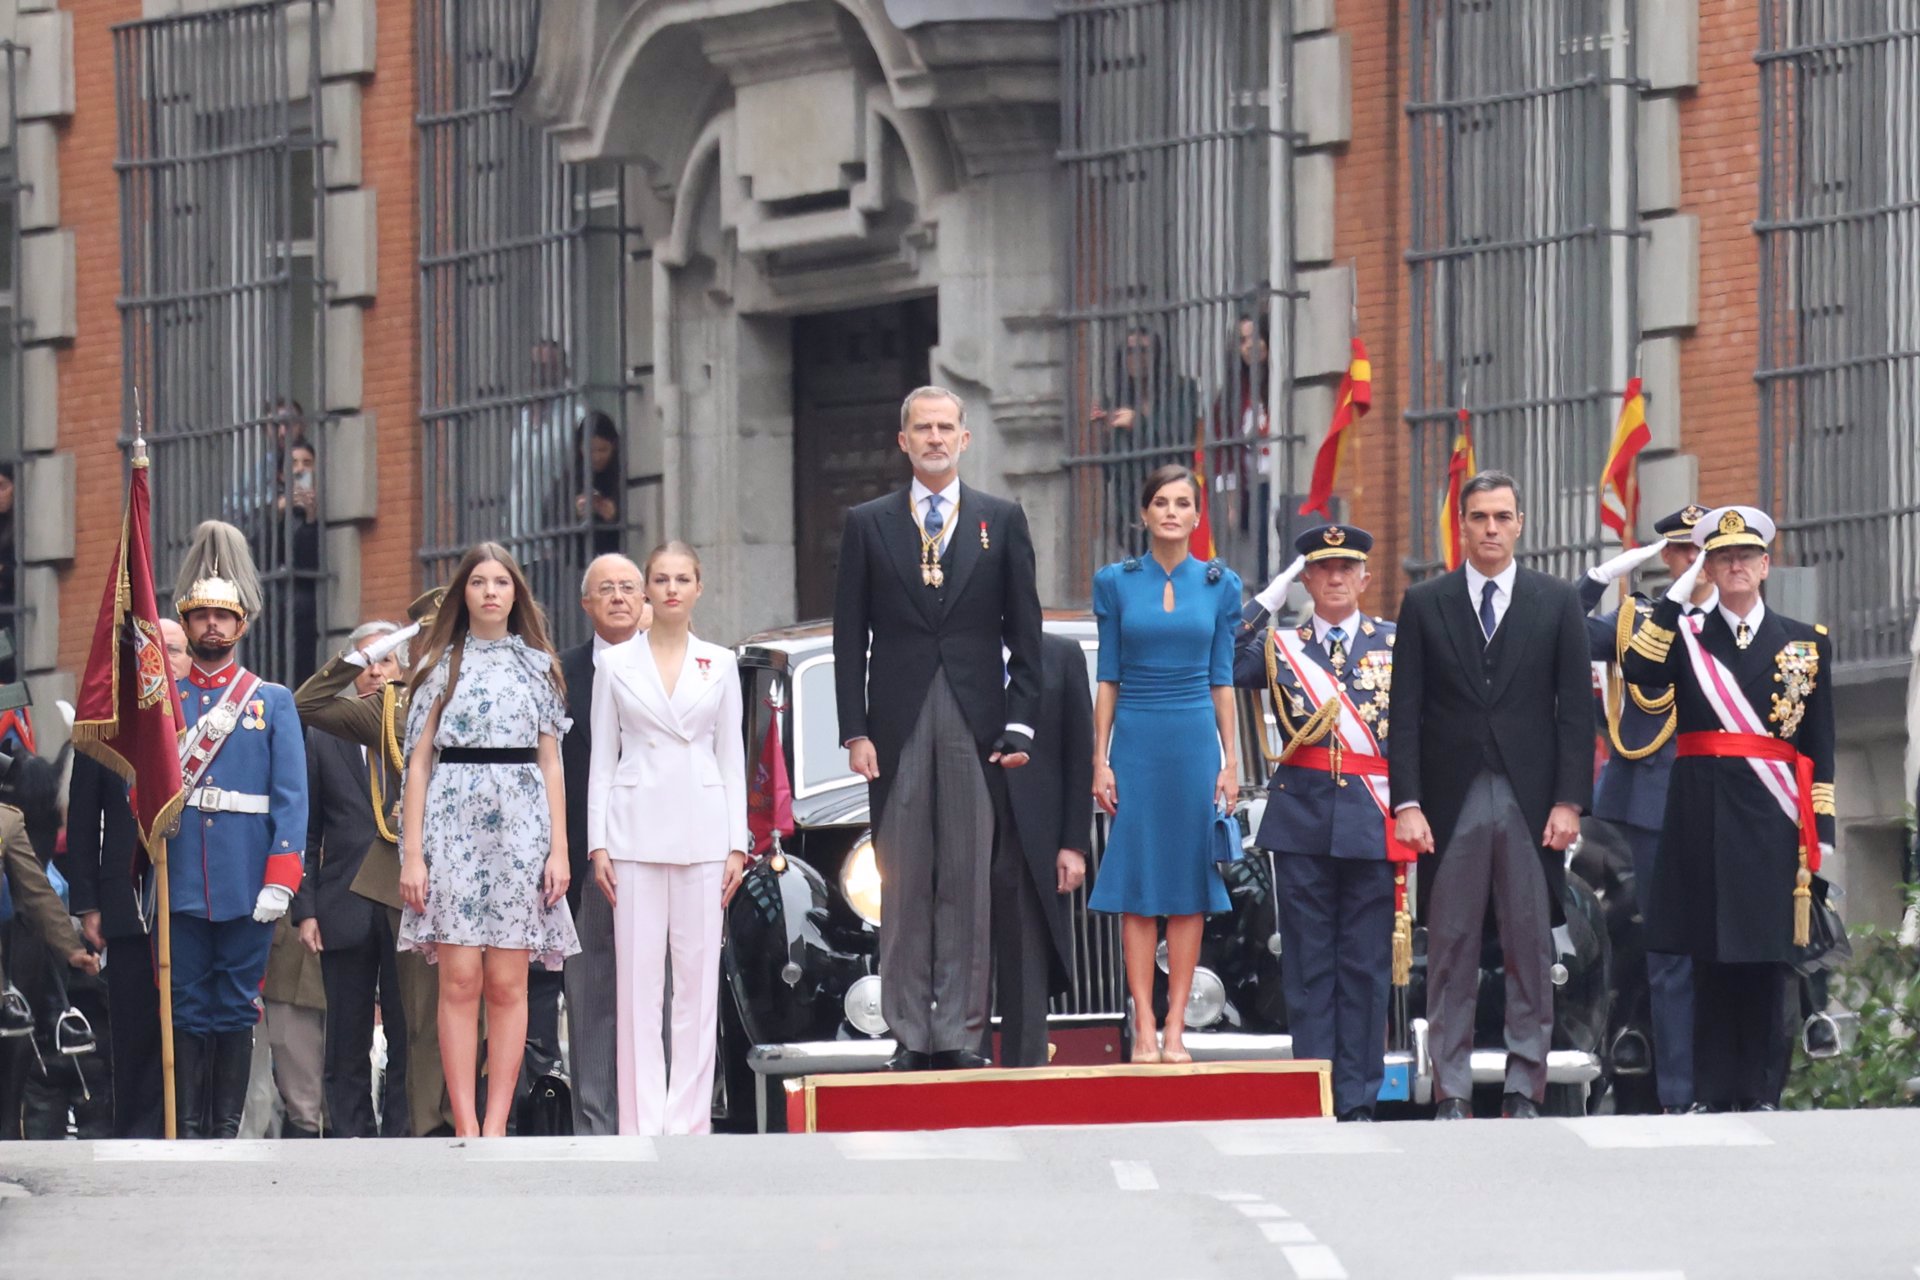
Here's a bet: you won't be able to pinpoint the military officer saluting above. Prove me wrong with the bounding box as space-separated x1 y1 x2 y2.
1235 524 1407 1123
1620 505 1834 1113
1576 504 1717 1114
169 521 309 1137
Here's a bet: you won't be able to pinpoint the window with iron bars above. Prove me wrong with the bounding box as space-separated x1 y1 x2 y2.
417 0 652 647
1757 1 1920 672
1405 0 1640 580
1 40 22 689
1060 0 1299 596
114 0 330 687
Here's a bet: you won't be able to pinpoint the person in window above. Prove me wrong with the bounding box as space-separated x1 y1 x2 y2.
1088 328 1200 561
556 412 624 562
285 441 322 685
1210 313 1272 571
0 464 15 684
1087 464 1242 1065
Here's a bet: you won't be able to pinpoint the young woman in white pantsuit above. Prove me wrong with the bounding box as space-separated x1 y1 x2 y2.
586 541 748 1135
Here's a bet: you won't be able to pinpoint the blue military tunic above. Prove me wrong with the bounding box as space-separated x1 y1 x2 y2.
175 662 308 921
1233 603 1397 859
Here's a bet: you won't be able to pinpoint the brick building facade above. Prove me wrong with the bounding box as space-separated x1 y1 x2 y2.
3 1 1912 917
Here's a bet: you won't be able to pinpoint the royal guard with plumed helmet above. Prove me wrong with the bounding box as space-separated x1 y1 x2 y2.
1619 505 1835 1112
168 520 309 1137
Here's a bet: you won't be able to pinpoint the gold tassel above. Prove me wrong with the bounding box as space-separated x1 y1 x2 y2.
1391 867 1412 987
1793 866 1812 948
1391 910 1413 987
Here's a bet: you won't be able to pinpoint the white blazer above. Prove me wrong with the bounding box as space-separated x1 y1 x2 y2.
586 634 750 864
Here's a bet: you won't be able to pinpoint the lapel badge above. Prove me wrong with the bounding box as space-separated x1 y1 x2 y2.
979 521 990 550
1297 625 1313 642
696 656 713 680
1360 618 1376 636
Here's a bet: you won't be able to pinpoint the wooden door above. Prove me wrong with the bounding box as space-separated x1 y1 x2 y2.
792 297 938 619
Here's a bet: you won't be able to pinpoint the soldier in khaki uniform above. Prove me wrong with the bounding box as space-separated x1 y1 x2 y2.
293 590 452 1135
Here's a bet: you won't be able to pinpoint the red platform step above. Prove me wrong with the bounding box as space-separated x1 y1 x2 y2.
785 1059 1331 1133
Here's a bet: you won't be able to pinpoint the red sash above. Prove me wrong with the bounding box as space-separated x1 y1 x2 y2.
1675 731 1820 872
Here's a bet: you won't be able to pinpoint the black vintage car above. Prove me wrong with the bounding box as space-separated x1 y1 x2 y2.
715 614 1615 1130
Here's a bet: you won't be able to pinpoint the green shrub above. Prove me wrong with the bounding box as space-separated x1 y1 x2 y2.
1785 918 1920 1111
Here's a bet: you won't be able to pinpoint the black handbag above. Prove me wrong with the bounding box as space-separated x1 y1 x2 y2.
513 1072 575 1136
1790 876 1852 977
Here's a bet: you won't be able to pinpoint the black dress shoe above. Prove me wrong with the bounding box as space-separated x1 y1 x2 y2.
1663 1103 1708 1116
930 1049 993 1071
1433 1097 1471 1121
1743 1101 1780 1113
1501 1092 1540 1120
885 1048 931 1072
1336 1107 1375 1123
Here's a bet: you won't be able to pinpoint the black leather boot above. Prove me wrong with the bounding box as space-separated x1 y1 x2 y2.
209 1029 255 1139
172 1031 208 1139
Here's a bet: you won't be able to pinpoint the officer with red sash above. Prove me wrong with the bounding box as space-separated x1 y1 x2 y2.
170 521 309 1137
1235 524 1405 1122
1619 505 1834 1112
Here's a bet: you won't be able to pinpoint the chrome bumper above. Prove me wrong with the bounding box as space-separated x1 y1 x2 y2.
1404 1017 1603 1104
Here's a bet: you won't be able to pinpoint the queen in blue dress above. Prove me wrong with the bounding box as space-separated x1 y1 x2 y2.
1089 463 1243 1064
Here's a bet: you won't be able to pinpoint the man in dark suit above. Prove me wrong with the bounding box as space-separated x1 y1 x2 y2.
291 621 411 1137
1575 504 1717 1113
67 616 191 1138
833 385 1045 1071
997 630 1095 1067
1235 524 1401 1122
559 552 649 1134
1388 470 1593 1119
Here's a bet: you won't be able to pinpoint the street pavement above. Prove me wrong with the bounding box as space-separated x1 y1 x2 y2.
3 1110 1917 1279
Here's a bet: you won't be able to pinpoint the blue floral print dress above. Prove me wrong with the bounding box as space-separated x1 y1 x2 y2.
398 634 581 970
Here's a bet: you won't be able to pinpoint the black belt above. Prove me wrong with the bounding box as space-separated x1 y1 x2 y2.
438 748 538 765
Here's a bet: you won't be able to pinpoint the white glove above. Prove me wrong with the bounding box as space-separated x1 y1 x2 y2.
1255 555 1310 614
1665 552 1705 604
1587 542 1665 584
345 620 420 668
252 884 294 924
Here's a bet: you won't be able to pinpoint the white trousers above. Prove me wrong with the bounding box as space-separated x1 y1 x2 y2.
612 860 723 1136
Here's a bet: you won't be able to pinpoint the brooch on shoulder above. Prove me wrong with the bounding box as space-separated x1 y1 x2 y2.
1122 557 1142 573
1205 559 1224 584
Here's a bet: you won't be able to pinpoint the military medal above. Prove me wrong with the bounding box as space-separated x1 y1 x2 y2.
979 521 990 550
914 493 954 588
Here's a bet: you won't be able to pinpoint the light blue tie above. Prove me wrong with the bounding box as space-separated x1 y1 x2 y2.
925 493 945 542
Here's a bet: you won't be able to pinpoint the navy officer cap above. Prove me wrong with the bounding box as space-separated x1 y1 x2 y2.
1295 523 1372 563
1653 504 1709 544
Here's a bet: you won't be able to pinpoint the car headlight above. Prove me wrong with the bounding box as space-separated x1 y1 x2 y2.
839 833 883 927
1184 966 1226 1029
844 974 888 1037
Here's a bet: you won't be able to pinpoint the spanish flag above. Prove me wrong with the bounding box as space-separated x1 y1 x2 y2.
1299 337 1373 518
1437 409 1476 571
1599 376 1651 546
1190 423 1217 560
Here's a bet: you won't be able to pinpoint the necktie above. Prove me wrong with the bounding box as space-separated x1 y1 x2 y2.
924 493 945 543
1326 626 1347 670
1479 580 1498 640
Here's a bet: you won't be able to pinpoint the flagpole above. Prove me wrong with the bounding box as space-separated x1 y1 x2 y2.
129 427 179 1141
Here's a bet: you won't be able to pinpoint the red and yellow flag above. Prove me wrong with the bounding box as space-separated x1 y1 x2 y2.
1437 409 1477 572
70 456 187 851
1599 376 1651 546
1299 337 1373 518
1190 423 1217 560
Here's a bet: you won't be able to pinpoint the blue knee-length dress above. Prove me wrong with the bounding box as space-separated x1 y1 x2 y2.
1087 555 1241 917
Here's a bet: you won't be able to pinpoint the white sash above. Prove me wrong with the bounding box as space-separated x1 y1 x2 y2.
1271 628 1392 820
1676 616 1801 828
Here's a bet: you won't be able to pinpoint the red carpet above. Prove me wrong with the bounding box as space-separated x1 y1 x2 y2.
786 1060 1331 1133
